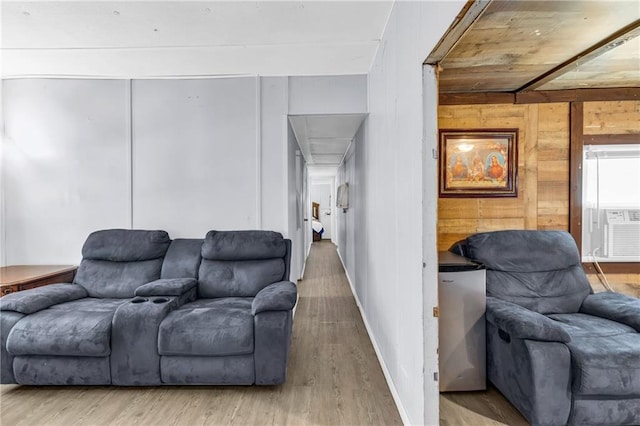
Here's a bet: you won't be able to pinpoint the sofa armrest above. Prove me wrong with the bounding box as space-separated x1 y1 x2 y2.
580 292 640 332
486 297 571 343
0 283 88 314
252 281 297 315
134 278 197 297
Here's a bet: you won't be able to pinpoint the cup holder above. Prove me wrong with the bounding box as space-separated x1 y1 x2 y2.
131 297 148 304
153 297 169 304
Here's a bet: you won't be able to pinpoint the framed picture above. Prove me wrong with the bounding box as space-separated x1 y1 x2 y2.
439 129 518 198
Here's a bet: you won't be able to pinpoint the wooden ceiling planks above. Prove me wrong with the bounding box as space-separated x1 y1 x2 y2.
434 0 640 95
537 35 640 91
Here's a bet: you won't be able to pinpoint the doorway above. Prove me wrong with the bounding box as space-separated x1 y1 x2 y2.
310 179 334 242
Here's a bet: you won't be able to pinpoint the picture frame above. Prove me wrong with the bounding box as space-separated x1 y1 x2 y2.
439 129 518 198
336 183 349 209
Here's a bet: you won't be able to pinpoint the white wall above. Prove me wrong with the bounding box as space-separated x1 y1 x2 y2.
422 64 441 426
1 75 329 284
261 77 289 235
2 79 131 264
0 76 302 267
287 121 306 280
335 2 466 425
302 160 311 276
131 78 259 236
336 123 363 284
288 75 367 115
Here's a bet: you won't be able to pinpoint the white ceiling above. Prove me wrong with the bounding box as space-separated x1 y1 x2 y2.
289 113 367 166
1 1 394 78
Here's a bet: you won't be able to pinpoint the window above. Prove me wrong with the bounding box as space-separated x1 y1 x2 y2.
581 144 640 262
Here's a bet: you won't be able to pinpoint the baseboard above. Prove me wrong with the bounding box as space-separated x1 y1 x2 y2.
300 241 312 280
292 284 300 319
336 249 410 426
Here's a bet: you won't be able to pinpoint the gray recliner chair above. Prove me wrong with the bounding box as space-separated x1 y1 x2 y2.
456 230 640 426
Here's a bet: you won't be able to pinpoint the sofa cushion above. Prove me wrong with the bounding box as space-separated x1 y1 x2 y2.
74 258 165 298
485 267 591 314
547 313 637 338
161 239 203 279
567 334 640 396
465 231 592 314
580 292 640 332
198 259 285 298
467 230 581 272
158 298 254 356
49 297 127 312
180 298 253 310
74 229 170 298
202 230 286 261
0 284 87 314
81 229 170 262
6 298 127 357
486 297 571 342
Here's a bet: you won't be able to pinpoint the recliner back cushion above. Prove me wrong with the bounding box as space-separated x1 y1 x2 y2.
74 229 171 298
198 230 287 298
466 230 592 314
80 229 170 262
201 230 286 260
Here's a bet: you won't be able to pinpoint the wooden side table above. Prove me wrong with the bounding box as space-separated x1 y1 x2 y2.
0 265 78 296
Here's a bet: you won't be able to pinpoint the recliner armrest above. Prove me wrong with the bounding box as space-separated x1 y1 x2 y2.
134 278 197 297
0 283 88 314
486 297 571 343
580 292 640 332
252 281 297 315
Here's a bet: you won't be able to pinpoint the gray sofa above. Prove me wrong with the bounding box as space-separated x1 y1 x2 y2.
0 229 297 386
453 230 640 426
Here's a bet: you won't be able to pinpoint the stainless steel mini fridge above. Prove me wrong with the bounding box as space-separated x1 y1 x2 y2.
438 251 486 392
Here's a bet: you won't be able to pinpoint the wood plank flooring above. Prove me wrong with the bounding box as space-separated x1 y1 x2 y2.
0 241 402 426
440 386 528 426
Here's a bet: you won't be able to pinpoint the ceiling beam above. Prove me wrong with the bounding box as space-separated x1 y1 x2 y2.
424 0 492 65
439 92 515 105
515 87 640 104
439 87 640 105
516 19 640 92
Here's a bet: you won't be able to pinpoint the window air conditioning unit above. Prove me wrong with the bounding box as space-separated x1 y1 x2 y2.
604 209 640 258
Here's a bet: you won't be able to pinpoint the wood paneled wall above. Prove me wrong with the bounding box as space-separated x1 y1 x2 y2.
438 100 640 292
438 103 569 250
583 101 640 135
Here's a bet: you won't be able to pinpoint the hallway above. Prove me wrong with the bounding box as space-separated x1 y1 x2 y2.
286 240 403 424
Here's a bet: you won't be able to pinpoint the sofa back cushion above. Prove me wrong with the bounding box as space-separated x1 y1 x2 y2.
161 239 204 279
74 229 171 298
466 230 592 314
198 230 288 298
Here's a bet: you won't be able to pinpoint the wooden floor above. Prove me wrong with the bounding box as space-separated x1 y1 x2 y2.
0 241 402 426
440 386 528 426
